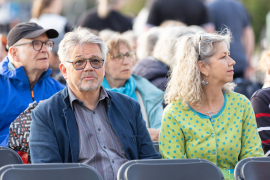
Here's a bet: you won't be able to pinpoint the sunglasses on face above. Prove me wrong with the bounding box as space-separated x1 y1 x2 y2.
67 57 105 70
111 51 136 61
14 40 54 51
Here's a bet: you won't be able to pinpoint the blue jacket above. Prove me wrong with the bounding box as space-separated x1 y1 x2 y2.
133 58 169 92
29 87 161 163
133 75 164 129
0 57 64 146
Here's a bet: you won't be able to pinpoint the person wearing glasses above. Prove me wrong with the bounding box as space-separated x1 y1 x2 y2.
159 30 264 178
29 27 160 180
101 34 164 141
0 22 64 147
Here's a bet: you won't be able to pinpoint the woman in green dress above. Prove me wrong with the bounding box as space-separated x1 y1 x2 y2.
159 30 264 179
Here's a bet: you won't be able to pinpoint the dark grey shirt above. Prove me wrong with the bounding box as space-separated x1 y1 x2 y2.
68 86 128 180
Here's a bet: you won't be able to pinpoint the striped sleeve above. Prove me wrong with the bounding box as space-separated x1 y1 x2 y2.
251 92 270 156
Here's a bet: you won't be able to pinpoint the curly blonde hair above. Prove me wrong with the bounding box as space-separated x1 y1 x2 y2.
165 30 236 106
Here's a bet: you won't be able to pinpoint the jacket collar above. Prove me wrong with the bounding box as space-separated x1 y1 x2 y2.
0 56 52 85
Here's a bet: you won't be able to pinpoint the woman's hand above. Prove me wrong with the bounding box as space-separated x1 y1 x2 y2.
148 128 160 141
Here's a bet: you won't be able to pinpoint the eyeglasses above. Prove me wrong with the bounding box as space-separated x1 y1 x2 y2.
111 51 136 61
14 40 54 51
67 57 105 70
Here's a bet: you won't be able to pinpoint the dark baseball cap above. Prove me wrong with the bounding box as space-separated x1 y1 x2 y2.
7 22 59 49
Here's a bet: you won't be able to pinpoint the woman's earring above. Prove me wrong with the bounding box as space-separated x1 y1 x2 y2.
202 77 209 86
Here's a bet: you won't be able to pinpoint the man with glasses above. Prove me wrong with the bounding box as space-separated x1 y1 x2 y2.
29 27 160 180
0 22 65 147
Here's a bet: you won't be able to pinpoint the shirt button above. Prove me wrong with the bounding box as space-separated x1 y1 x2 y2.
93 111 95 114
104 146 106 149
211 133 215 138
212 150 216 155
212 119 215 123
98 128 101 131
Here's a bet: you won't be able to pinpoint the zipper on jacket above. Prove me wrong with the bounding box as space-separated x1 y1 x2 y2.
31 88 35 102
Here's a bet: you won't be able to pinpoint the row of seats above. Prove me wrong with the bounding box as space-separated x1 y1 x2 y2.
1 146 270 180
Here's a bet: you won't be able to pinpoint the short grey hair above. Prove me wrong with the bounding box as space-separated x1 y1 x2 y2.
136 27 160 60
153 26 196 67
58 27 108 63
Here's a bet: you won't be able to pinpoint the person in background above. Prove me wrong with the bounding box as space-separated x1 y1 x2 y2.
77 0 132 33
207 0 255 79
251 49 270 156
29 27 160 180
258 49 270 89
133 26 196 92
0 22 64 146
102 34 164 141
30 0 73 84
266 11 270 49
146 0 214 33
0 34 7 61
122 30 138 64
159 30 263 178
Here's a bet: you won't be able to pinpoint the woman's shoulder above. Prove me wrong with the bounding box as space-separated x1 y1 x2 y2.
226 91 250 103
164 100 187 112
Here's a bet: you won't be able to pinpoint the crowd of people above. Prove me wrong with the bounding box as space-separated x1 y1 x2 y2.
1 0 270 180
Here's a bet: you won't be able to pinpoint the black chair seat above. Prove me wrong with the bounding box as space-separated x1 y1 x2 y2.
118 159 224 180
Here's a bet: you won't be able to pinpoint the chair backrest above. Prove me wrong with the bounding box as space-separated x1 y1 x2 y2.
0 163 103 180
153 141 159 152
234 157 270 180
0 146 23 167
117 159 224 180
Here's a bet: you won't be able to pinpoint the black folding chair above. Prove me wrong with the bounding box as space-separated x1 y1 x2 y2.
234 157 270 180
117 159 224 180
0 146 23 167
0 163 103 180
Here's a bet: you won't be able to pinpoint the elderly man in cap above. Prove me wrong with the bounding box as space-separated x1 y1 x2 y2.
0 22 65 146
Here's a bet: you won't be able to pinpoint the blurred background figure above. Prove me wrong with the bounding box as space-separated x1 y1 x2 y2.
0 0 31 34
133 26 201 93
146 0 214 33
258 49 270 88
122 30 138 64
30 0 72 84
77 0 133 33
102 34 164 141
207 0 255 80
132 0 155 36
0 34 7 61
266 11 270 49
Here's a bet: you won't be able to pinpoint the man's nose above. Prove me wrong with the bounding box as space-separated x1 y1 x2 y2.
40 42 49 52
84 60 94 70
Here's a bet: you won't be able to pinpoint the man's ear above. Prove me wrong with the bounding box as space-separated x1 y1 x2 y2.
9 46 20 62
197 60 209 77
59 63 68 79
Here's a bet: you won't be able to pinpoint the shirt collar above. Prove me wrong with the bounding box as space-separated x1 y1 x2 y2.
67 85 109 111
8 60 15 71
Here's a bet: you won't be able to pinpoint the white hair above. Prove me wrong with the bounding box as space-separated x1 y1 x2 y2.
58 27 108 63
153 26 196 67
165 29 236 106
136 27 160 60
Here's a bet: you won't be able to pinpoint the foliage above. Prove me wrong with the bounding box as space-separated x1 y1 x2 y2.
242 0 270 43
